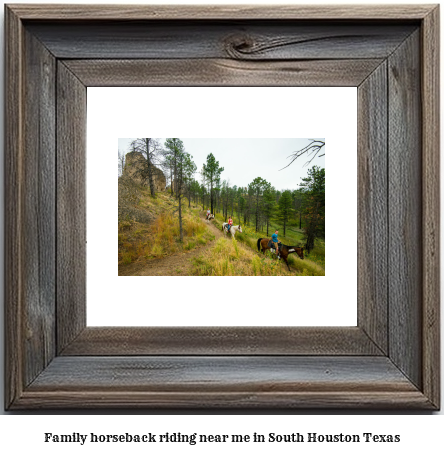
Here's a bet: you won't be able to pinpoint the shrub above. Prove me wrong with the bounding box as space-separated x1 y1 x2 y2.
151 244 163 258
185 241 196 251
122 253 133 264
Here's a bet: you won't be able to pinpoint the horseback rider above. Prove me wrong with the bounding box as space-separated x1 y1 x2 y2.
206 208 211 219
227 216 233 232
272 229 280 259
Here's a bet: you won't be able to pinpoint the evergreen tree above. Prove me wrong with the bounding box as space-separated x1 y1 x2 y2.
277 190 294 236
163 138 184 197
164 139 196 242
199 183 207 210
292 188 305 230
249 177 269 232
262 184 276 236
203 153 224 215
300 166 325 252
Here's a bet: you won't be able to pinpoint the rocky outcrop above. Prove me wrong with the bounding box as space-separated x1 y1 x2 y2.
123 151 166 192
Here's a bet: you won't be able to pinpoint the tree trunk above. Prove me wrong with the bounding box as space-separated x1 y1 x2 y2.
147 161 156 197
144 139 156 198
255 203 259 231
305 202 320 253
173 153 178 197
178 193 183 242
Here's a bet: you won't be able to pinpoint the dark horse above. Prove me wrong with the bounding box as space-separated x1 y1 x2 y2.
257 238 304 272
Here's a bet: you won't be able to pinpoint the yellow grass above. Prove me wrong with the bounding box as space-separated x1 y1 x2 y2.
212 212 325 276
191 238 294 276
118 192 212 265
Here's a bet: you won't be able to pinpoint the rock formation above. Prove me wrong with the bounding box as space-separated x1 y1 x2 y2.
123 151 166 192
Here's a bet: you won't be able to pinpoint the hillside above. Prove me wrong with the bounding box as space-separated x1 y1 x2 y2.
118 185 325 276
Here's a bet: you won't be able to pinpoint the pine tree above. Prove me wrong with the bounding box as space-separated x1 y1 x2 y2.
249 177 268 232
203 153 224 215
300 166 325 252
164 139 196 242
262 184 276 236
277 190 294 236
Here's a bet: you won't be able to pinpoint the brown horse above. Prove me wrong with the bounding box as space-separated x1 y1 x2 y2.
257 238 304 272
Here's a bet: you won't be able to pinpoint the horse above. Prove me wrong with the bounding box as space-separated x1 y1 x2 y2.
257 237 304 272
222 223 242 239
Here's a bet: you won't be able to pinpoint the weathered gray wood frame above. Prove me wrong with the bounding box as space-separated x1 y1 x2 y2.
5 5 440 409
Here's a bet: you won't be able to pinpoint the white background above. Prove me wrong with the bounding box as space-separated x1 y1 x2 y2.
0 0 442 447
87 87 357 326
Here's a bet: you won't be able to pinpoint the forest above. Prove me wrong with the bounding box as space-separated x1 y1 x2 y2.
118 138 325 276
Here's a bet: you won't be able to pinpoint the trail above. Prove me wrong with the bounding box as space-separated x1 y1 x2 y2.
118 212 225 276
119 211 302 276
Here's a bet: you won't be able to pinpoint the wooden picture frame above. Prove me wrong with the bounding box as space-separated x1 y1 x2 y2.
5 4 440 409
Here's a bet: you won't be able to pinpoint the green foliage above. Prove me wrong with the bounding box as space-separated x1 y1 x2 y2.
248 177 269 232
203 153 224 214
119 140 326 275
262 185 276 235
164 138 198 242
300 166 325 252
277 190 294 235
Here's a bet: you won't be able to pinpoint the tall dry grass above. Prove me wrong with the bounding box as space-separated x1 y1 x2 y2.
118 196 212 266
211 212 325 276
191 238 294 276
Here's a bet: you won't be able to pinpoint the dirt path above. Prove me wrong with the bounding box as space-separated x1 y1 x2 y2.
119 212 302 276
119 213 225 276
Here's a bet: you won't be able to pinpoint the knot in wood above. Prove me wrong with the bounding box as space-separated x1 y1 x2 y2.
224 34 255 59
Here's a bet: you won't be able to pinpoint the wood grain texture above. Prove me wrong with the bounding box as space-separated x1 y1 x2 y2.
13 356 432 409
388 31 422 389
4 5 440 410
15 390 433 410
26 22 416 60
64 59 384 87
7 4 435 20
421 6 440 409
22 28 57 387
61 327 382 356
56 62 87 354
357 62 388 354
5 5 24 411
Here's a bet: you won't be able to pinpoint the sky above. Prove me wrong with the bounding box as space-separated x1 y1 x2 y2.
118 138 325 191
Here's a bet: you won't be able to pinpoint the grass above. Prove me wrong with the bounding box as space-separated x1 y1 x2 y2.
118 187 325 276
190 238 294 276
211 213 325 276
118 192 209 266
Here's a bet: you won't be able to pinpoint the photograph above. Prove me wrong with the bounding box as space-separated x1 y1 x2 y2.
2 0 439 416
118 138 325 277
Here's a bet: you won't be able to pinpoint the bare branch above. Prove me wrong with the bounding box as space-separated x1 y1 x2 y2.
280 140 325 170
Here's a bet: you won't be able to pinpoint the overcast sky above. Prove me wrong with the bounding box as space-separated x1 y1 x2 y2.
118 138 325 190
